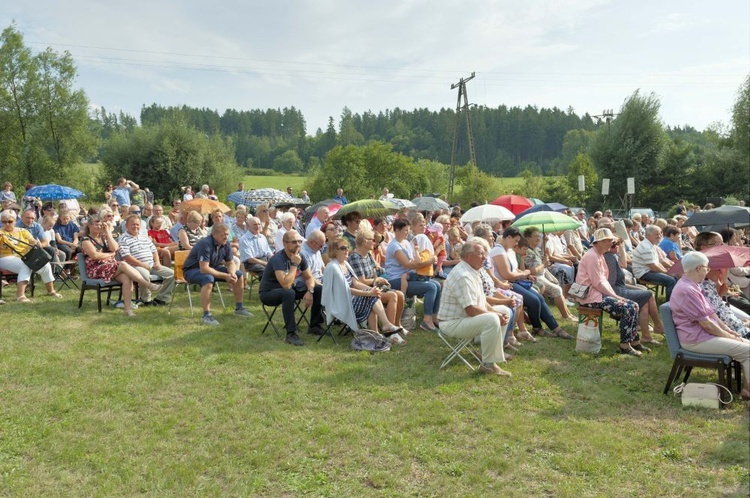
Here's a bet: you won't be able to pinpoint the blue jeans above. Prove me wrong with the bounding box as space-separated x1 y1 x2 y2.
511 283 559 330
639 271 678 301
389 277 441 316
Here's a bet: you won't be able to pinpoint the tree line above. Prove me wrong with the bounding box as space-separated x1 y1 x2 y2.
1 23 747 211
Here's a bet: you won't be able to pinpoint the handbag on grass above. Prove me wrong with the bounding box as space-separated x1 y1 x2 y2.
5 233 52 272
673 382 732 409
568 282 590 299
575 315 602 354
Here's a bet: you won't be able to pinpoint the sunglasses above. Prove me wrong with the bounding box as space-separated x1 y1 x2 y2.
2 220 14 224
286 240 303 244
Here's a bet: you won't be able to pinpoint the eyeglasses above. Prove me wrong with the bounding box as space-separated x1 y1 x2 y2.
2 220 14 224
132 211 141 214
286 240 303 244
697 265 709 271
337 245 350 251
111 204 119 207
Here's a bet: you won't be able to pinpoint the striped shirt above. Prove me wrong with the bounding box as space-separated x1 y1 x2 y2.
118 233 156 266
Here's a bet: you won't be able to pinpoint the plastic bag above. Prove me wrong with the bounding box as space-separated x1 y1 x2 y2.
575 315 602 353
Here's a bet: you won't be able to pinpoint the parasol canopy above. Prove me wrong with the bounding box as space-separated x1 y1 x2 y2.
490 194 534 215
411 196 450 212
180 198 231 215
511 211 581 233
302 199 341 222
332 199 400 220
668 245 750 275
684 205 750 228
24 184 85 201
514 202 568 220
459 204 515 224
227 188 293 207
390 198 416 209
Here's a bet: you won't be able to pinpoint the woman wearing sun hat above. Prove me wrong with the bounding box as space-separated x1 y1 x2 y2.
576 228 645 356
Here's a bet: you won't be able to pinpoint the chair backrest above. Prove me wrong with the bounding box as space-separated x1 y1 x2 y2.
659 302 681 360
77 253 89 280
174 250 190 282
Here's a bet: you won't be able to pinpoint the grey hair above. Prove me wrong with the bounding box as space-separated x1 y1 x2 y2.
681 251 708 273
462 236 489 257
0 209 18 222
471 224 493 240
279 212 296 224
645 225 662 237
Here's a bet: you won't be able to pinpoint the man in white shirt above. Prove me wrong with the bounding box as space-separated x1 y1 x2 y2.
631 225 678 300
305 206 329 237
118 215 175 305
238 216 273 274
300 230 326 284
438 237 511 377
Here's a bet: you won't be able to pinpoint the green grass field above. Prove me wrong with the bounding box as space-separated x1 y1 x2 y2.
1 284 747 496
242 175 308 193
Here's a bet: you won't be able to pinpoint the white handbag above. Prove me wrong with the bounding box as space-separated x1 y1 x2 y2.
575 315 602 354
673 382 733 409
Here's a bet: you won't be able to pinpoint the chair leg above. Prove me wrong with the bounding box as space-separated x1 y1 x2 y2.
663 360 683 394
97 286 103 312
78 286 85 309
681 366 693 385
261 304 281 338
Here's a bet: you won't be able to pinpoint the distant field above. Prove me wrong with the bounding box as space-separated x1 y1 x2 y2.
242 174 307 193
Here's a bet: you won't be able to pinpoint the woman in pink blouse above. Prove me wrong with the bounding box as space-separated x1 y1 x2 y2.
576 228 644 356
669 251 750 399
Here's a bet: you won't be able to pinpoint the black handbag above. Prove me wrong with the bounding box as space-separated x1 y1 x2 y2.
5 233 53 272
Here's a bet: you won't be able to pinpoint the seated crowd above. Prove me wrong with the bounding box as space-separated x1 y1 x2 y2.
2 183 749 383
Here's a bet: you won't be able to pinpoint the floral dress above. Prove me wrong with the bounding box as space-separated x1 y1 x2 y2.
700 279 750 339
81 236 120 281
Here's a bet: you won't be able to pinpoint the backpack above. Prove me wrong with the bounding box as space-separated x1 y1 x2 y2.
351 329 391 353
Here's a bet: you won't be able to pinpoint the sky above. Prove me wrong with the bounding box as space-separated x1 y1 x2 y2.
4 0 749 134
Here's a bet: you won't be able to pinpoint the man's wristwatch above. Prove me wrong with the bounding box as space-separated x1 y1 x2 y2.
307 288 314 294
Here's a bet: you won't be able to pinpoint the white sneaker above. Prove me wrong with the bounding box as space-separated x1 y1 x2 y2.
565 299 577 307
114 300 139 309
201 315 220 326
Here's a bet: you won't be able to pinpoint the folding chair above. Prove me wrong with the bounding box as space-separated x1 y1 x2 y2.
245 271 261 300
660 302 741 401
51 259 79 291
436 329 481 371
169 250 225 317
261 298 309 338
76 253 122 312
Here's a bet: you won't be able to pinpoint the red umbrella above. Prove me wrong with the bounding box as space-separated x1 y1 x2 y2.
668 245 750 275
490 194 533 215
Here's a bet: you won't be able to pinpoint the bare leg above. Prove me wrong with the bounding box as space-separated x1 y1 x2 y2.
553 295 575 318
16 280 28 299
638 302 653 342
381 290 404 327
648 295 665 333
114 273 134 313
114 262 158 291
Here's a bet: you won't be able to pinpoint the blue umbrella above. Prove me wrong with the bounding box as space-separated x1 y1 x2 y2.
24 184 85 201
514 202 568 221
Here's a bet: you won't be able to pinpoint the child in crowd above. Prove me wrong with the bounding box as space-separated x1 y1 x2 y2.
53 212 80 262
427 223 447 278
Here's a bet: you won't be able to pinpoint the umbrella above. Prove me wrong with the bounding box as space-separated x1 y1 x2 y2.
390 198 416 209
529 197 545 205
274 197 311 209
459 204 515 224
180 198 231 215
302 199 341 222
490 194 534 215
24 184 85 201
332 199 400 220
227 188 293 207
514 202 568 220
411 196 450 212
668 245 750 275
511 211 581 233
684 205 750 228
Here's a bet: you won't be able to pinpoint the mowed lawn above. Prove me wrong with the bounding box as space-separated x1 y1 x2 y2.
242 175 308 194
1 285 748 496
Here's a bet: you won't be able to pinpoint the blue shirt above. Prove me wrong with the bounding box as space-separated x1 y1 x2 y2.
16 220 47 242
384 238 414 280
169 222 183 242
238 231 272 262
112 187 131 206
183 234 233 272
53 221 80 243
333 195 348 205
658 238 682 260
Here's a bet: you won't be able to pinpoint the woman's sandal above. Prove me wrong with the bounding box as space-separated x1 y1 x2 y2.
516 330 538 342
533 327 555 338
555 330 574 340
16 296 32 303
46 291 63 299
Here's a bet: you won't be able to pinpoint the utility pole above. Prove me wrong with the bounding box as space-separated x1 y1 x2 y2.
448 72 477 201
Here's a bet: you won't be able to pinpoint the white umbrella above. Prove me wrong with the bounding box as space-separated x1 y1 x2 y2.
390 198 416 209
411 196 450 212
460 204 515 224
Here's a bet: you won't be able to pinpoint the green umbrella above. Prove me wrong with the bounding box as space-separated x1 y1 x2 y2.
511 211 581 233
332 199 400 220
